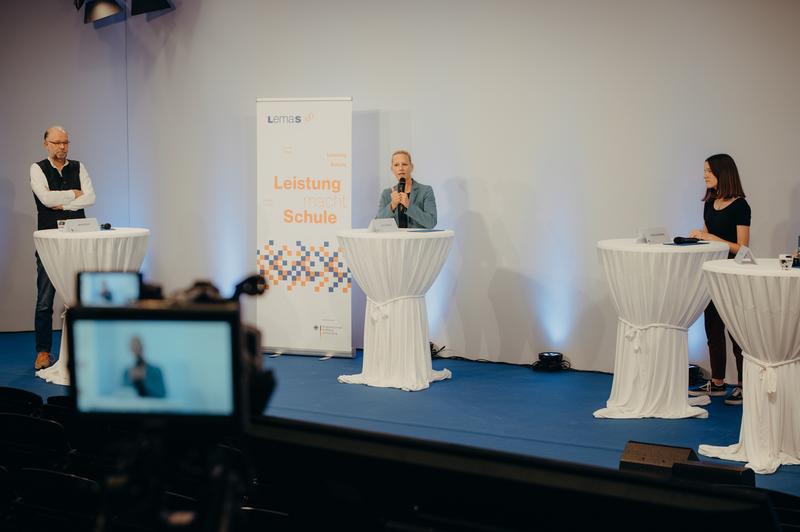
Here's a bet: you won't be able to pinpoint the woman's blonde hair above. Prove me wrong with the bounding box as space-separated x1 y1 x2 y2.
391 150 413 166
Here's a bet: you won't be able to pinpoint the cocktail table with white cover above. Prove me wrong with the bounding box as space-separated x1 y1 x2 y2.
698 259 800 474
337 229 454 391
33 227 150 385
594 238 729 419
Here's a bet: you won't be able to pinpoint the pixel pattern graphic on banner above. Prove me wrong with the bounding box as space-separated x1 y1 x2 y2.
257 240 351 293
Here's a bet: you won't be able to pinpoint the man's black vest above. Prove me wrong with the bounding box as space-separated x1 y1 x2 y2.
33 159 86 230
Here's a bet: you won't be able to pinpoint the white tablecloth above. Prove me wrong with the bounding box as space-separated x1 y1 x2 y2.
337 229 454 391
698 259 800 473
594 238 729 419
33 227 149 385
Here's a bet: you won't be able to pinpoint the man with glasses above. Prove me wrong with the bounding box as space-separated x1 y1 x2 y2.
30 126 96 369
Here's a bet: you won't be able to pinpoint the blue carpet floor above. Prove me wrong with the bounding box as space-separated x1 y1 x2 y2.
2 331 799 496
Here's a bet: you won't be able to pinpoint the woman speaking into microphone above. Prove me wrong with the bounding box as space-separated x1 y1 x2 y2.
377 150 437 229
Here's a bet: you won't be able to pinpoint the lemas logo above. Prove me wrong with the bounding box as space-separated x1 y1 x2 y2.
267 115 302 124
266 112 314 125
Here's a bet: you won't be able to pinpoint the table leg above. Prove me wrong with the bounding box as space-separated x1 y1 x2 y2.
594 320 708 419
338 297 451 391
35 305 70 386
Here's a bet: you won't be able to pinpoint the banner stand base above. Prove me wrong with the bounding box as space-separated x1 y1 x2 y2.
262 346 355 359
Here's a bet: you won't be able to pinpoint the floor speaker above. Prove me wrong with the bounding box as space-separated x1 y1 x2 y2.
672 460 755 487
619 440 699 477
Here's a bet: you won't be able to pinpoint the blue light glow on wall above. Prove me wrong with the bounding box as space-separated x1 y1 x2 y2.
207 212 249 298
688 318 706 363
534 276 574 347
425 270 452 336
527 162 582 350
527 230 580 349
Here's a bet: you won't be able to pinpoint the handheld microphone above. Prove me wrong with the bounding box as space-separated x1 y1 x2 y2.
673 236 700 244
100 223 112 230
397 178 406 214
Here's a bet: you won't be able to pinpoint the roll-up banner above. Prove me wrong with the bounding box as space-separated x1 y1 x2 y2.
256 97 353 357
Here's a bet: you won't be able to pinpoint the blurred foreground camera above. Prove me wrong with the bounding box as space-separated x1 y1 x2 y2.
62 274 274 531
66 274 274 429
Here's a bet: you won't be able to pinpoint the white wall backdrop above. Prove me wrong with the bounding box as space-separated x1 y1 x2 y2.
2 0 799 381
0 0 128 330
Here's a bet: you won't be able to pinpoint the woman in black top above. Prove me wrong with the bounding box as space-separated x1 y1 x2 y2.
687 154 751 405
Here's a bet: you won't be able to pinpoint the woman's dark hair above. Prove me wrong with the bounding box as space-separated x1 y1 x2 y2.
703 153 746 201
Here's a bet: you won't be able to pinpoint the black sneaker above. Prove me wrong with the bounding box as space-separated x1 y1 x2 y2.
724 386 743 405
688 380 727 396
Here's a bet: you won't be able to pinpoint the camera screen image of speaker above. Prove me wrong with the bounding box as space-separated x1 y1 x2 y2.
67 307 241 420
77 271 142 307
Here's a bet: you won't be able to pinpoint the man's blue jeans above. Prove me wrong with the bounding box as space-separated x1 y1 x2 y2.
35 252 56 353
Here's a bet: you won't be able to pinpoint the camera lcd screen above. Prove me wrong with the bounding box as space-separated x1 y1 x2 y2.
78 271 141 306
70 317 236 417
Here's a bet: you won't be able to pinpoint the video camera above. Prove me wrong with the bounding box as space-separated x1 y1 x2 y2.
59 273 275 531
66 272 274 432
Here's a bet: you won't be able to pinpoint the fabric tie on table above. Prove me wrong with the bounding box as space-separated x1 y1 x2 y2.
619 318 688 389
368 295 424 322
743 352 800 395
619 317 687 353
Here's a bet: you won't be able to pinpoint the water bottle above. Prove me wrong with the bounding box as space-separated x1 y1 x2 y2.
794 236 800 268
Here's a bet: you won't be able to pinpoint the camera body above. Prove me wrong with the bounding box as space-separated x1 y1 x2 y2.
66 279 273 432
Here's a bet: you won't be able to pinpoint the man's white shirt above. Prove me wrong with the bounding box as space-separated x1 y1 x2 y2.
30 158 96 211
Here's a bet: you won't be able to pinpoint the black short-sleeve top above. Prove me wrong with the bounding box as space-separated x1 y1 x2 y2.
703 197 751 247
